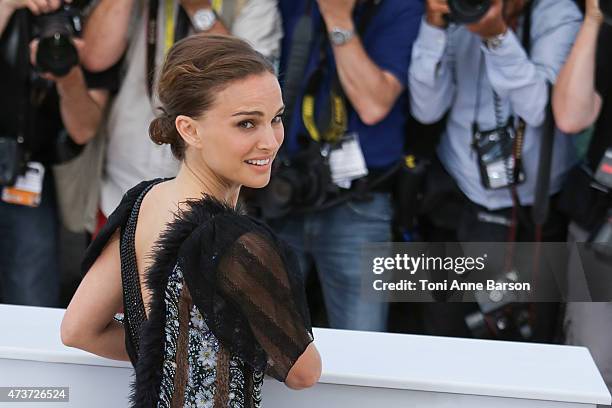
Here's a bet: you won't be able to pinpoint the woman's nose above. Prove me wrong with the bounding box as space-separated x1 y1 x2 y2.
258 126 283 152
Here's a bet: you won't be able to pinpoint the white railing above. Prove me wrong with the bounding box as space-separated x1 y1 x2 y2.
0 304 610 407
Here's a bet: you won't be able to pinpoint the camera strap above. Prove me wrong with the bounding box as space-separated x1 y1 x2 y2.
301 0 381 146
11 10 31 148
146 0 193 99
281 1 316 140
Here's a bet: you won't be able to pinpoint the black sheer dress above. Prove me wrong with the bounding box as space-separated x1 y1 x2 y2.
82 179 314 407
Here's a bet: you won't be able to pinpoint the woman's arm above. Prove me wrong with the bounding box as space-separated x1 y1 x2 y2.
61 233 130 361
284 343 322 390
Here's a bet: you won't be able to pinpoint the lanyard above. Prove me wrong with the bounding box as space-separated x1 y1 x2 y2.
146 0 224 98
212 0 223 12
163 0 175 54
301 0 381 146
147 0 176 98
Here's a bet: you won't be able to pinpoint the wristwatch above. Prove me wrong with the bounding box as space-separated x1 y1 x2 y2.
483 29 509 51
329 27 355 46
191 8 217 32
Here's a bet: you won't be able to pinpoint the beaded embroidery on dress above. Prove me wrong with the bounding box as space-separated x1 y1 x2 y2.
155 265 264 408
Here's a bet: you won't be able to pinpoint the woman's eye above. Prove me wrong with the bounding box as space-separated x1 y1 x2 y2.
238 120 255 129
272 114 283 124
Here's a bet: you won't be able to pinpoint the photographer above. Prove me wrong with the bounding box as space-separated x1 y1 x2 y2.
265 0 422 331
80 0 283 221
408 0 582 340
553 0 612 397
0 0 115 306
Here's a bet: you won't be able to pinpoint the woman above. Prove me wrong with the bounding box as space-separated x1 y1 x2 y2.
60 34 322 407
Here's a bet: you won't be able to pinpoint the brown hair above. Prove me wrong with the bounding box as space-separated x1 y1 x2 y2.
149 34 275 160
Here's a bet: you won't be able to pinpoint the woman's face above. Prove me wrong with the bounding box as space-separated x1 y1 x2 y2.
187 72 285 189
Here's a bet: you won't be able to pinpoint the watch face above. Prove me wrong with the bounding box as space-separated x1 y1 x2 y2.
331 30 346 45
330 29 351 45
193 9 216 32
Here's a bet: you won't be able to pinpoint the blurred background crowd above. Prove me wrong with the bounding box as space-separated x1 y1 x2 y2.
0 0 611 400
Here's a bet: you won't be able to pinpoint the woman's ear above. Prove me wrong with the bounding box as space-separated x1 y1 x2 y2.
175 115 202 149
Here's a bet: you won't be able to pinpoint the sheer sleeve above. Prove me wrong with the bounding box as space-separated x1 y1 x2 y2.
178 213 314 382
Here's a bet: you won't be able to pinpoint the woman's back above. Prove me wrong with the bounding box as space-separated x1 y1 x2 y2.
134 180 189 317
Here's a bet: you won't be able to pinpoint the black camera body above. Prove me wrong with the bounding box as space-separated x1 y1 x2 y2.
448 0 492 24
472 122 525 190
255 144 337 219
465 270 534 341
34 2 82 77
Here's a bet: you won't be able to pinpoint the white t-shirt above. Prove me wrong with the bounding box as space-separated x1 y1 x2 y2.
100 0 282 216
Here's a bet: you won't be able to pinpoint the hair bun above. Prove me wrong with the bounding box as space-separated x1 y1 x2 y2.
149 115 176 145
149 115 185 159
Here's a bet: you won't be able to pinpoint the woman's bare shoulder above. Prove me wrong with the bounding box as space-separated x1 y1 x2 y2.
137 182 178 241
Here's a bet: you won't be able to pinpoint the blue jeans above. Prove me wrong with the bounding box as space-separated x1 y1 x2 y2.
270 192 392 331
0 172 59 307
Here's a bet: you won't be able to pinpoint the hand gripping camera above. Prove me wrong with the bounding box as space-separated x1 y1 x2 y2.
35 1 82 77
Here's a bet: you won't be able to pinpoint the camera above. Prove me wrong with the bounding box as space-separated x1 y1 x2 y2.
465 270 534 341
472 122 525 190
255 144 337 219
34 1 82 77
447 0 492 24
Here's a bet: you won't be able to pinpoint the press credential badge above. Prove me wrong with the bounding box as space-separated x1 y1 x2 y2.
328 133 368 189
595 148 612 189
1 162 45 207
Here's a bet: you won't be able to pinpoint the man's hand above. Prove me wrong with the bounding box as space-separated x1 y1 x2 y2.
585 0 603 25
317 0 356 29
2 0 69 15
29 37 84 82
425 0 450 29
178 0 211 14
466 0 507 39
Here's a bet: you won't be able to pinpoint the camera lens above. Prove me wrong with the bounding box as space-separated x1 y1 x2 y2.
35 5 80 77
268 176 294 208
36 33 79 77
448 0 492 24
